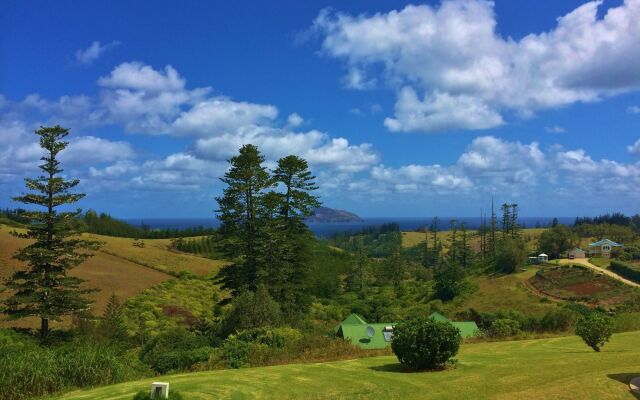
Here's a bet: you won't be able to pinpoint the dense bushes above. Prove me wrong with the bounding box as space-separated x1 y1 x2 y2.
220 286 282 336
609 260 640 283
391 317 461 370
140 328 214 374
0 330 147 400
490 319 521 337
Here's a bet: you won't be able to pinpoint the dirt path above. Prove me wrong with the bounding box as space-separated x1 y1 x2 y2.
556 258 640 289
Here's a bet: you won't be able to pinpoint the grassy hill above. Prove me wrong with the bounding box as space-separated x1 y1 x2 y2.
54 331 640 400
0 224 227 329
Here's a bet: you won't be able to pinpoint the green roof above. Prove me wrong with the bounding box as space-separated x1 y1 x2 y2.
335 312 479 348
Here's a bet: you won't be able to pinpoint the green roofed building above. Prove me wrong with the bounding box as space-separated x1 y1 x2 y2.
334 312 479 349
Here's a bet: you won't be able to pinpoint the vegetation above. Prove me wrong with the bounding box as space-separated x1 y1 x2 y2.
609 260 640 283
2 126 101 339
575 312 614 352
55 331 640 400
391 317 461 370
216 145 319 320
4 138 640 399
0 329 147 400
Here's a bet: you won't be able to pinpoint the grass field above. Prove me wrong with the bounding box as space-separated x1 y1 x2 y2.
446 268 558 317
84 233 227 276
401 228 549 252
0 224 227 329
54 331 640 400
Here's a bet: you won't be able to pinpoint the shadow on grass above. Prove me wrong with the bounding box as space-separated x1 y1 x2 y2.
369 363 449 374
607 373 640 399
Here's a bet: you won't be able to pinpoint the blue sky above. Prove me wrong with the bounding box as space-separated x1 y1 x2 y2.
1 0 639 218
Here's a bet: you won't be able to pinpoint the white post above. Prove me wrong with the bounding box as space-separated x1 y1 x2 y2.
151 382 169 399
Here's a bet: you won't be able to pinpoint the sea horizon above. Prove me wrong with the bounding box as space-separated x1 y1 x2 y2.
123 216 576 237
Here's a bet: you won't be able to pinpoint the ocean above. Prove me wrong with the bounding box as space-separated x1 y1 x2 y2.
123 217 576 238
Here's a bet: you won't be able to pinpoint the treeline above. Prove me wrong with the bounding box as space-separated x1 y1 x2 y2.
574 212 640 232
82 211 217 238
172 236 222 259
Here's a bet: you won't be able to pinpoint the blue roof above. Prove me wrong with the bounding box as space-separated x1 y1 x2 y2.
589 239 623 247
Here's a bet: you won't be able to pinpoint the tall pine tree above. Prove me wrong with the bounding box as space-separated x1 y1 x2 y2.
2 126 101 339
216 144 274 294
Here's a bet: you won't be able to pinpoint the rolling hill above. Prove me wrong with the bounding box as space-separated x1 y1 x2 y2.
0 224 227 329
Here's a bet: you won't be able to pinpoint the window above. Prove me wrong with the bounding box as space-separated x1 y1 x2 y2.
603 245 610 251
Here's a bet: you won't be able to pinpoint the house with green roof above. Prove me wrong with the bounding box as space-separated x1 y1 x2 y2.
334 312 479 349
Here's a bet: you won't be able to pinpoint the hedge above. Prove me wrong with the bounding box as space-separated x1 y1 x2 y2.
610 260 640 284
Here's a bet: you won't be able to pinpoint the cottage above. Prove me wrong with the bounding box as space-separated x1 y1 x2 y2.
568 248 586 259
588 239 623 258
537 253 549 263
334 312 479 349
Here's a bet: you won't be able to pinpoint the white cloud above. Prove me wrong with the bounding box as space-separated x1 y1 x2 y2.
75 41 120 65
61 136 135 164
384 88 504 132
628 106 640 114
172 99 277 136
286 113 304 127
314 0 640 132
628 139 640 155
355 135 640 202
545 126 566 133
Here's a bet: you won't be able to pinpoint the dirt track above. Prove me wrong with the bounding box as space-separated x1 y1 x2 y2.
556 258 640 289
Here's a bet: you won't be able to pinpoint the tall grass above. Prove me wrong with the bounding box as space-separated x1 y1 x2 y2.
1 334 148 400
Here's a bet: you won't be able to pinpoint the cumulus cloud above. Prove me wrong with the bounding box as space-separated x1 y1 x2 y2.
61 136 135 164
545 126 567 133
1 62 379 195
75 41 120 65
314 0 640 132
628 139 640 155
286 113 304 127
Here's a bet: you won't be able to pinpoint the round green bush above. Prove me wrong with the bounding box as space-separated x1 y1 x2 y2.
391 317 462 371
575 312 614 352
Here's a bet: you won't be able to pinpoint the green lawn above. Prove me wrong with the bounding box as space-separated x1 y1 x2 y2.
55 331 640 400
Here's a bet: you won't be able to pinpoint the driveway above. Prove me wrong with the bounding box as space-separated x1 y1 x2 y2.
556 258 640 289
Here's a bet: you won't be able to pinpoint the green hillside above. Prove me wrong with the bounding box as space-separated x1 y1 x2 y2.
55 331 640 400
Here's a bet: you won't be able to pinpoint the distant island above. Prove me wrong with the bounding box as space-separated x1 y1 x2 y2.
306 206 362 223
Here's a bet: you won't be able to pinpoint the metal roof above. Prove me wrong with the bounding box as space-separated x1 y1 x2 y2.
335 312 479 349
589 239 623 247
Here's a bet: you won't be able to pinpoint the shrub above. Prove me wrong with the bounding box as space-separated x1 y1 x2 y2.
494 237 527 273
391 317 461 371
140 328 213 373
133 389 183 400
610 261 640 283
490 318 521 337
575 312 614 352
221 286 282 337
221 337 250 368
540 308 578 332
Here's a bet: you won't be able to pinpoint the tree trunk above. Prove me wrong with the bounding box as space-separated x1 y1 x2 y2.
41 318 49 339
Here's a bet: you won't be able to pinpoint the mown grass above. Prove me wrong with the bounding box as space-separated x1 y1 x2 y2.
54 331 640 400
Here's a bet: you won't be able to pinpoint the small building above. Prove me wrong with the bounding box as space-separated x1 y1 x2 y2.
334 312 478 349
568 248 586 259
537 253 549 263
588 239 623 258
